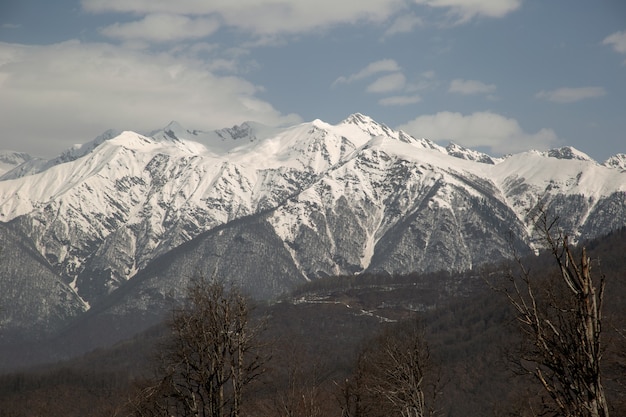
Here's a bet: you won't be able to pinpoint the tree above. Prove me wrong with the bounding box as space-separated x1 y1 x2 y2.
500 211 609 417
127 279 266 417
335 351 370 417
341 320 442 417
269 344 328 417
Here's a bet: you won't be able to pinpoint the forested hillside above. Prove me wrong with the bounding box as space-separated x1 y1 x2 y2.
0 227 624 416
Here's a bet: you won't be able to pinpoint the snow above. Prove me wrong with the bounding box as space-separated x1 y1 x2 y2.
603 153 626 170
541 146 594 161
0 113 626 228
490 150 626 197
1 117 624 228
1 114 625 301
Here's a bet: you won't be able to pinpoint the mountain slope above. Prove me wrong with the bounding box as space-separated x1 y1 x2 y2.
0 151 32 177
0 115 441 304
0 114 625 341
0 222 85 341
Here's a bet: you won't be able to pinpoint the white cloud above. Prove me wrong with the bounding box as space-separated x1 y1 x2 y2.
334 61 430 104
397 111 559 154
367 72 407 93
535 87 607 103
603 31 626 54
384 14 423 37
0 41 300 157
82 0 405 36
448 78 496 95
379 95 422 106
413 0 522 23
82 0 517 30
100 13 220 43
333 59 401 86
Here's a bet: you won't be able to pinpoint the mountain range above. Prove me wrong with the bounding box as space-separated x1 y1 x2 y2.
1 113 625 347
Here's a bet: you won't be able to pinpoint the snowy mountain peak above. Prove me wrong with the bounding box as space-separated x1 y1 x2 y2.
603 153 626 170
149 121 199 143
446 142 498 165
340 113 397 138
0 150 32 165
342 112 375 125
160 121 189 140
0 150 33 176
0 129 122 181
164 120 186 131
392 130 445 153
108 131 157 148
543 146 594 162
215 121 259 142
63 129 121 160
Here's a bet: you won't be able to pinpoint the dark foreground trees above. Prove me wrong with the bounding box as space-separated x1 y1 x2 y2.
125 279 266 417
339 319 442 417
501 213 609 417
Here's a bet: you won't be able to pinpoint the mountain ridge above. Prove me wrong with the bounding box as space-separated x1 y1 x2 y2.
0 114 625 342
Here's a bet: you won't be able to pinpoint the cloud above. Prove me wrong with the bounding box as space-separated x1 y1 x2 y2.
535 87 607 103
397 111 559 154
603 31 626 54
384 14 423 37
366 72 406 93
334 61 430 105
379 95 422 106
0 40 300 157
448 78 496 95
82 0 405 36
100 13 220 43
82 0 519 41
332 59 401 86
413 0 522 23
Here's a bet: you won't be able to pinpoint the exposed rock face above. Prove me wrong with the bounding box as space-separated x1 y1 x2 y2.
0 222 85 341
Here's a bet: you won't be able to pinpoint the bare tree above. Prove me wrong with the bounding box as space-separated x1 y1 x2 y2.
348 320 442 417
127 279 267 417
501 211 609 417
254 339 332 417
335 351 371 417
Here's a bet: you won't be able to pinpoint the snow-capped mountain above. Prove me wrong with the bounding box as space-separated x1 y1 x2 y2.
604 153 626 171
0 150 33 177
445 142 500 164
1 114 625 341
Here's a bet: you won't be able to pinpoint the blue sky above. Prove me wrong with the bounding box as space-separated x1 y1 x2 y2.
1 0 625 161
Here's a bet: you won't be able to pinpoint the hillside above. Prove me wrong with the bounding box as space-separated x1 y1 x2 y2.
0 227 624 416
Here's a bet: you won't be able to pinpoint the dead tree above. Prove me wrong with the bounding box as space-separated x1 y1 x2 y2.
502 212 609 417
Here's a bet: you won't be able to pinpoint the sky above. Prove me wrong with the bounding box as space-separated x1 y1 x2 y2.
0 0 625 162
